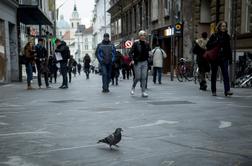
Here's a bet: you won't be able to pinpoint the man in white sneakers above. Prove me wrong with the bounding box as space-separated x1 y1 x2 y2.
151 43 167 84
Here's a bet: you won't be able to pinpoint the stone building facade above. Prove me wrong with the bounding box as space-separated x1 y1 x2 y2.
0 0 19 83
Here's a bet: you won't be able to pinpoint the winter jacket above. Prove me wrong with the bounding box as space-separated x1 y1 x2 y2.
129 40 151 64
151 47 167 68
206 32 232 63
95 40 116 65
55 41 70 63
35 44 48 60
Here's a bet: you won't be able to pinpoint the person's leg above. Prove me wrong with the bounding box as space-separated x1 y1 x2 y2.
132 63 141 89
158 67 162 84
26 63 33 88
141 61 148 94
36 63 42 87
44 72 49 87
68 68 72 83
100 64 108 91
153 67 157 83
219 60 231 95
211 63 218 95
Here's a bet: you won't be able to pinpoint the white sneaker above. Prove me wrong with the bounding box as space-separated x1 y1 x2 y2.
130 88 135 95
142 92 148 97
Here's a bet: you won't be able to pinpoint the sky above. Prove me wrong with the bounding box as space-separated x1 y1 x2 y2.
56 0 95 27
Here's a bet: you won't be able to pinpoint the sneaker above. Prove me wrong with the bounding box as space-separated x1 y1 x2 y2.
225 91 233 96
142 92 148 97
130 88 135 95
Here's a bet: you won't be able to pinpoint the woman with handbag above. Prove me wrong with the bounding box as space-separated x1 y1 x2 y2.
206 21 233 96
24 42 35 90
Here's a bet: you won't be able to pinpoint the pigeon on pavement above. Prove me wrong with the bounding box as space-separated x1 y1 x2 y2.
97 128 123 149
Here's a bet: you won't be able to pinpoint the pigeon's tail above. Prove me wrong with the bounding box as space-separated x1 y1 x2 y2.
97 139 105 143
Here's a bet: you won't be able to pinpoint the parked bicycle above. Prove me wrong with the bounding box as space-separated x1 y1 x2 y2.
176 58 193 82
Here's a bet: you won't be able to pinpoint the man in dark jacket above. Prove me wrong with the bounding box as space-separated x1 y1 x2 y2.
95 33 116 93
55 39 70 89
35 38 50 88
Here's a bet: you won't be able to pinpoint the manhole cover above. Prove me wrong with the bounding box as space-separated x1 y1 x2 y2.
148 101 194 105
49 100 85 103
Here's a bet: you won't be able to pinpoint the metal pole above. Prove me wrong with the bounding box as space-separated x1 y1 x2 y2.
170 0 175 81
230 0 237 87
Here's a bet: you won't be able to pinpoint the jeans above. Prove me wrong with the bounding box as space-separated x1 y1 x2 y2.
101 63 112 91
211 59 230 93
132 61 148 92
60 62 68 87
25 63 33 86
153 67 162 84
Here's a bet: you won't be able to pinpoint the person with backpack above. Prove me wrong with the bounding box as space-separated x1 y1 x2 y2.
83 54 91 79
55 39 70 89
151 43 167 84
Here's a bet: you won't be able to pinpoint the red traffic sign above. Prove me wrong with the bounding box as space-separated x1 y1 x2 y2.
125 40 133 48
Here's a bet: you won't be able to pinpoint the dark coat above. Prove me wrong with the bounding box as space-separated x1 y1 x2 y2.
206 32 232 63
55 42 70 63
129 40 151 64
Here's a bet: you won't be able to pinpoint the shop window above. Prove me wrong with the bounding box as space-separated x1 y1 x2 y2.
164 0 171 17
200 0 211 23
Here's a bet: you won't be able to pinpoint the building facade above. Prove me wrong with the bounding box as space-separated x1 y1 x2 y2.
92 0 111 51
108 0 184 74
0 0 19 83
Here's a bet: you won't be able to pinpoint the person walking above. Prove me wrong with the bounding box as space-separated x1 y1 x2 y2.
206 21 233 96
83 54 91 79
95 33 116 93
48 54 58 83
111 51 122 85
129 30 151 97
151 43 167 84
35 38 50 88
192 32 210 90
55 39 70 89
77 63 82 75
68 55 77 83
122 54 131 80
24 42 35 90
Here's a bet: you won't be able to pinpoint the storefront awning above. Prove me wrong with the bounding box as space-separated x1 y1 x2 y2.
18 5 53 25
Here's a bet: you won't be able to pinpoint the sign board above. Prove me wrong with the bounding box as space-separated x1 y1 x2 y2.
124 40 133 48
174 23 182 35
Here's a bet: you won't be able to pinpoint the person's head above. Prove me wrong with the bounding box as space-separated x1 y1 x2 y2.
25 42 32 49
138 30 147 41
201 32 208 39
216 21 228 32
103 33 110 41
55 39 61 47
38 38 44 45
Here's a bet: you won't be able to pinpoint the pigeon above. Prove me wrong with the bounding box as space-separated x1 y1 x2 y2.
97 128 123 149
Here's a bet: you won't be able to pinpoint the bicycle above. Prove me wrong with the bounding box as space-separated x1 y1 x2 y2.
176 58 194 82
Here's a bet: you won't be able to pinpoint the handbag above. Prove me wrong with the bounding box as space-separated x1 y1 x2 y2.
203 44 221 62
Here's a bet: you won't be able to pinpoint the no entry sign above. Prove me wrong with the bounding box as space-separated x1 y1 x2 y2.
124 40 133 48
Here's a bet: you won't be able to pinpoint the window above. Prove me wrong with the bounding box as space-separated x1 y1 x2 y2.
72 23 73 28
245 0 252 32
85 45 88 50
164 0 171 17
200 0 211 23
151 0 158 21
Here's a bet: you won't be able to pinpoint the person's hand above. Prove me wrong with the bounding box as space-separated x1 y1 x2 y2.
130 60 134 65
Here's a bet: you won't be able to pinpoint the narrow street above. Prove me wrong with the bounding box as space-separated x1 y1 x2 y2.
0 73 252 166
